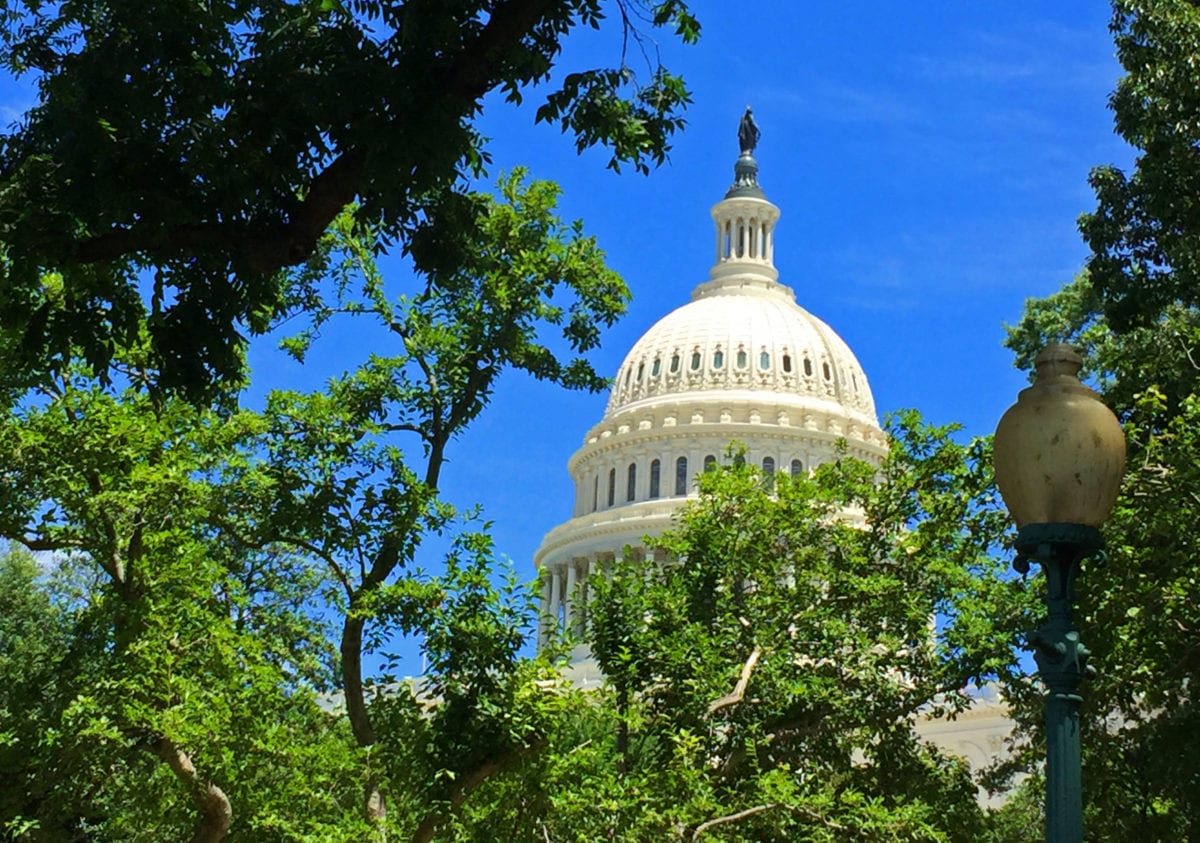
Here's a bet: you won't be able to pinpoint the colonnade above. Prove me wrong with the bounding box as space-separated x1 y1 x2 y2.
537 549 653 649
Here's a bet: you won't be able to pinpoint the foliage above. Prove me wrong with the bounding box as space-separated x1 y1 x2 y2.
562 417 1028 842
0 373 363 841
0 0 695 397
1077 1 1200 332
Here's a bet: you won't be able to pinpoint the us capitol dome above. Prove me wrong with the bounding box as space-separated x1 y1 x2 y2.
534 113 888 649
531 113 1013 798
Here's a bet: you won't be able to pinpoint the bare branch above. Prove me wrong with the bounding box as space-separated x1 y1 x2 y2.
691 804 778 841
708 646 762 715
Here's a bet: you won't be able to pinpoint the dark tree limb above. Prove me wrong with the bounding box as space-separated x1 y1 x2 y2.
69 0 562 276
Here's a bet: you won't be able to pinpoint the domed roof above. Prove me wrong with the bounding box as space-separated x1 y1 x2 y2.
601 140 879 429
605 277 878 425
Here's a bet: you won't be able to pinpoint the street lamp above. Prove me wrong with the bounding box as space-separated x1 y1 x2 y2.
992 343 1126 843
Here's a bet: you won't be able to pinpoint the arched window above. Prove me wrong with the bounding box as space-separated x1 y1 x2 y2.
670 353 680 374
762 457 775 475
651 358 662 377
713 349 725 369
791 459 803 477
607 468 616 507
782 353 793 373
637 361 645 381
759 351 770 370
624 367 631 387
627 462 637 501
823 362 832 381
592 475 599 512
733 454 746 468
675 456 688 495
691 350 702 371
704 455 717 472
736 348 748 369
649 459 661 499
803 358 813 377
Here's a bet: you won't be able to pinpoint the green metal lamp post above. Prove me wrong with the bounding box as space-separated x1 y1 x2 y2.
993 344 1126 843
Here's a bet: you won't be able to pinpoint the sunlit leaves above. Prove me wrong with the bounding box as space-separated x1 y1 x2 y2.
581 417 1020 841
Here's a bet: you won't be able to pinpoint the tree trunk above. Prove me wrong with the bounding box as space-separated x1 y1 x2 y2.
152 738 232 843
341 611 388 829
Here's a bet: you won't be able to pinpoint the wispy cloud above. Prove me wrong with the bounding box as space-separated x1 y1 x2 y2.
762 80 920 126
911 23 1119 92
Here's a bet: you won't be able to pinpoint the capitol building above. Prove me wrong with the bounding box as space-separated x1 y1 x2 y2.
532 117 1013 798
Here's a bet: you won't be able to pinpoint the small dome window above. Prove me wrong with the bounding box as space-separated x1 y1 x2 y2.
704 454 717 472
690 350 702 371
736 347 748 369
637 361 645 381
852 372 859 393
713 349 725 369
782 353 792 373
670 353 680 374
624 368 631 387
675 456 688 495
651 357 662 377
822 362 832 381
759 350 770 370
803 358 813 377
790 459 803 477
649 459 661 499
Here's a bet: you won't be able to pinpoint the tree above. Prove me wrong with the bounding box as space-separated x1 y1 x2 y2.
0 366 365 842
1076 1 1200 332
530 418 1029 842
0 0 697 396
206 168 630 835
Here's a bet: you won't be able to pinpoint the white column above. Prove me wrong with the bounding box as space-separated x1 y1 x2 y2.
537 574 552 649
549 566 563 637
575 557 590 637
565 560 579 634
584 557 599 634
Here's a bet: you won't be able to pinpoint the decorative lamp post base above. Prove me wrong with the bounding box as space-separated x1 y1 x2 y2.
1014 523 1105 843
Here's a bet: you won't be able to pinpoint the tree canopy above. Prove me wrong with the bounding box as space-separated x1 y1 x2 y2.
0 0 696 396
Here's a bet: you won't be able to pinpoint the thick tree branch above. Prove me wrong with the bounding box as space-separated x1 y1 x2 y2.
69 0 562 276
151 737 233 843
411 741 546 843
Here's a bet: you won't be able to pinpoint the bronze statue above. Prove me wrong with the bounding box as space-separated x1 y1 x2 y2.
737 106 760 155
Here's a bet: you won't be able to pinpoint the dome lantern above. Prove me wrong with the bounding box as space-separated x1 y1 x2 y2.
709 106 780 284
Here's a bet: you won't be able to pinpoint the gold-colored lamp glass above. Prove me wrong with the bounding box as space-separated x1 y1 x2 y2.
993 344 1126 528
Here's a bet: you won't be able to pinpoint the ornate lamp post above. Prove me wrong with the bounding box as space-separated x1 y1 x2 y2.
992 344 1126 843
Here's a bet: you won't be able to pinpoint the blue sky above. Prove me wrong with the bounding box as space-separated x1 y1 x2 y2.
434 4 1132 590
2 5 1132 663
